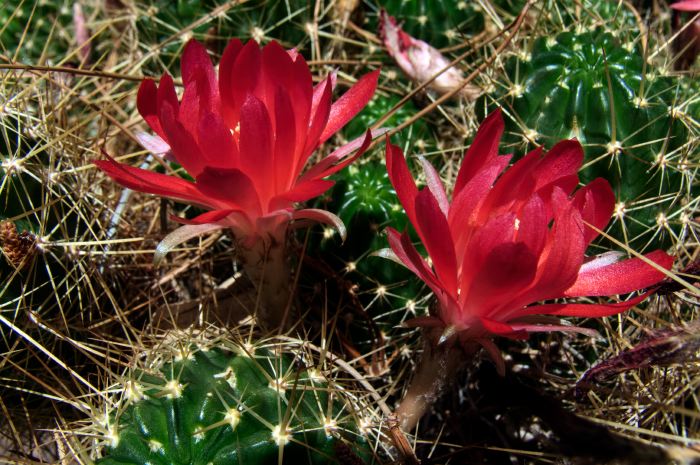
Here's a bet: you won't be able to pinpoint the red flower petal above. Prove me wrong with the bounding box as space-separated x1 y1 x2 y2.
418 156 448 216
219 38 244 126
478 147 542 220
531 139 583 192
239 94 273 200
272 88 297 193
414 189 458 297
228 41 263 126
319 69 380 143
564 250 674 297
571 177 615 245
312 70 337 111
197 112 238 169
270 179 334 205
466 242 537 319
386 140 419 227
385 227 442 295
454 109 504 195
480 317 518 336
527 188 587 298
302 76 332 162
458 212 518 298
159 102 206 177
514 194 548 258
171 209 238 225
156 73 179 117
178 80 201 136
503 190 586 314
301 129 381 182
196 167 262 216
137 79 166 140
262 42 313 150
181 39 220 114
95 157 211 207
286 50 314 143
448 155 510 257
523 292 652 318
260 41 294 122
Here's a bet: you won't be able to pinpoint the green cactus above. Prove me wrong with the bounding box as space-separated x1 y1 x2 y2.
330 161 411 282
367 0 486 48
96 342 373 465
1 0 75 64
136 0 315 73
0 83 105 418
309 95 433 319
490 29 694 249
494 0 638 31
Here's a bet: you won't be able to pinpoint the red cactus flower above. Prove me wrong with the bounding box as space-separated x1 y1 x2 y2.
383 110 674 349
96 39 380 251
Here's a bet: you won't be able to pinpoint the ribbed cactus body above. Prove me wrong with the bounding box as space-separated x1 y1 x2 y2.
370 0 485 48
98 346 370 465
1 118 56 297
1 0 73 63
137 0 312 72
495 30 692 248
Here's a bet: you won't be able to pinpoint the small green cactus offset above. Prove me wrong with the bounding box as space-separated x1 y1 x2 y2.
96 338 373 465
493 29 694 249
320 94 431 304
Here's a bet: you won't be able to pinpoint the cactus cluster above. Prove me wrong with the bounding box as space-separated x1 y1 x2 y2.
0 64 114 440
96 337 374 465
490 29 695 249
2 1 698 464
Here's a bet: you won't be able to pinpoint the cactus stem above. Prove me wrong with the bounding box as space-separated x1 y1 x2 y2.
395 341 467 432
238 232 292 333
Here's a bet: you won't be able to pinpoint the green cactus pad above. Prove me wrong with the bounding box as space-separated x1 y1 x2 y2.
492 29 693 249
97 344 372 465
